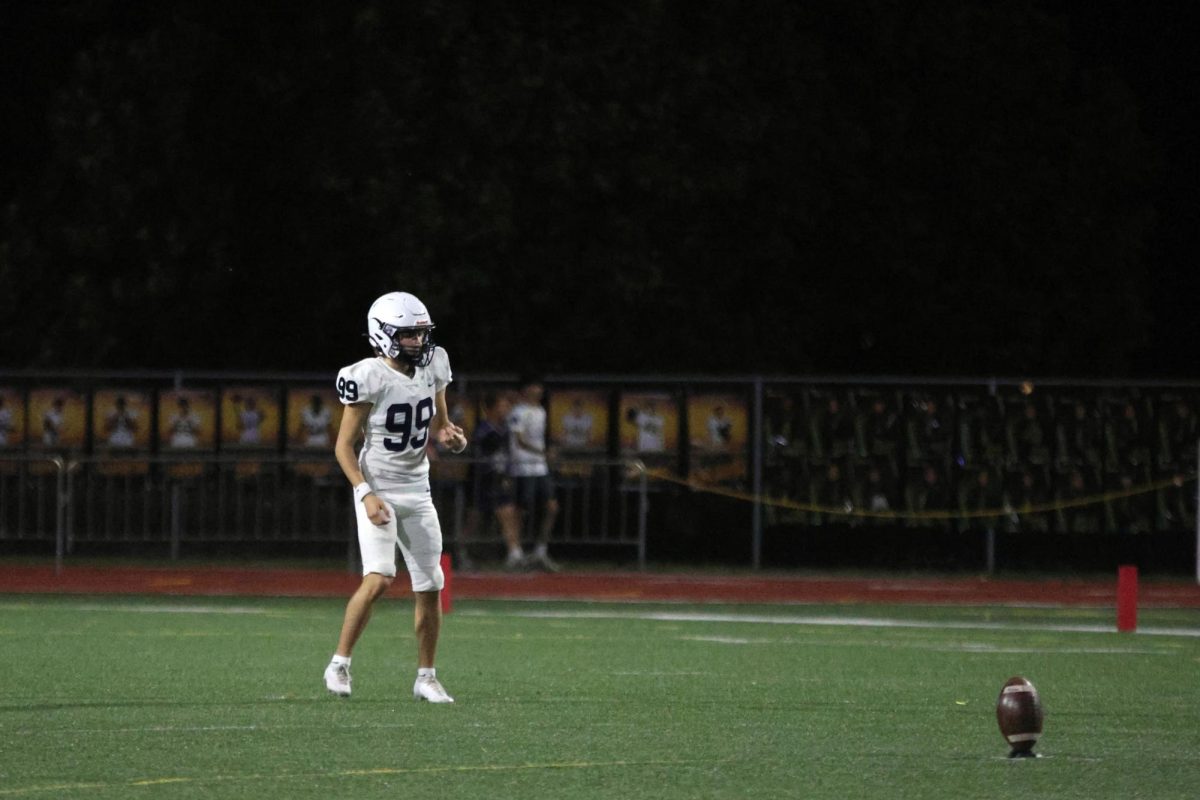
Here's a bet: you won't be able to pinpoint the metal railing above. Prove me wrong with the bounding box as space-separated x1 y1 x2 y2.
0 454 67 574
0 454 649 569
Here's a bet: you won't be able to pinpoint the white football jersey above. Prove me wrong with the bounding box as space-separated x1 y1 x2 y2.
238 409 263 444
707 415 732 447
634 410 665 452
107 410 138 448
336 348 452 488
508 401 549 477
168 411 201 448
300 405 332 447
561 411 593 448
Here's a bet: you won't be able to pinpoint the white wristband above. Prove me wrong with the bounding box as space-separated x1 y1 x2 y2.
353 482 373 503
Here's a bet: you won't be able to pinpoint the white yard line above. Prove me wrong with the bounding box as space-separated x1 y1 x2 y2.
459 607 1200 639
0 602 271 615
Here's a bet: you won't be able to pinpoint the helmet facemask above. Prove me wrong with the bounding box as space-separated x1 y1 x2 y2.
386 323 436 367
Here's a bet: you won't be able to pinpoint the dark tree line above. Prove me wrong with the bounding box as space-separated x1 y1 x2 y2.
0 1 1152 376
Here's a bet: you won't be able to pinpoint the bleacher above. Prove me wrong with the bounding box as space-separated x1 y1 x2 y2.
1 373 1196 573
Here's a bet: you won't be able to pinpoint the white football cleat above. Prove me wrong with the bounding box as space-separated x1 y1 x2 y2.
528 551 561 573
413 675 455 704
324 663 351 697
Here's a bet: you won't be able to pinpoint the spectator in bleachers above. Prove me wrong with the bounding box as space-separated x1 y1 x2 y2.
857 394 901 474
764 391 808 465
906 394 954 468
805 391 827 462
1105 471 1154 535
1003 467 1051 534
861 461 899 525
764 458 810 526
1056 400 1104 473
957 394 1008 470
1007 400 1052 468
824 395 859 461
955 396 981 467
1156 473 1196 532
979 401 1010 469
1055 468 1101 534
763 391 810 526
809 461 854 526
904 463 951 530
957 466 1005 532
1105 400 1152 473
1157 396 1198 470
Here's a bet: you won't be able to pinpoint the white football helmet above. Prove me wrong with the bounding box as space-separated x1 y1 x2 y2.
366 291 436 366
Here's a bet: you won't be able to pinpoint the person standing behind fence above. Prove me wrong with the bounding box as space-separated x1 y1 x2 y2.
323 291 467 703
508 376 560 571
0 395 13 447
462 391 524 569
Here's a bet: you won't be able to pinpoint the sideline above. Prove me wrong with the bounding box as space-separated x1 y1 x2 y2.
2 562 1200 607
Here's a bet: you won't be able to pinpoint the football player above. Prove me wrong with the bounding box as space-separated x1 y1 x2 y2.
104 395 139 449
323 291 468 703
560 398 594 450
236 395 264 445
41 397 65 447
166 395 201 449
299 394 332 448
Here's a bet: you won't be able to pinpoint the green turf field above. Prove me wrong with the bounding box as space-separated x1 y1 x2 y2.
1 595 1198 799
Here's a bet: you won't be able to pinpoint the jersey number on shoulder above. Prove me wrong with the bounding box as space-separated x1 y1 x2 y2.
384 398 434 452
337 377 359 402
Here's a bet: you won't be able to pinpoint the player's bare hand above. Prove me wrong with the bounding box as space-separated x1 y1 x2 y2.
364 494 391 525
437 422 468 453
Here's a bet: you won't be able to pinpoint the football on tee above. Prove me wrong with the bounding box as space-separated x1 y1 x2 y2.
996 676 1044 757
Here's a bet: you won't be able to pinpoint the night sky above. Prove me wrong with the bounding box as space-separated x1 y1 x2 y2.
1 2 1196 378
1045 1 1198 377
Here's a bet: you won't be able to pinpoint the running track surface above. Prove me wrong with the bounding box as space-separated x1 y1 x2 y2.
2 563 1200 608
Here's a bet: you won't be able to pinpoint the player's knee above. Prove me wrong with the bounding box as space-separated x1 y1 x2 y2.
362 572 394 598
546 498 560 515
410 563 444 593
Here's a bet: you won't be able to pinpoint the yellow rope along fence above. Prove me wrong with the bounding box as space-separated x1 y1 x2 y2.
644 467 1198 522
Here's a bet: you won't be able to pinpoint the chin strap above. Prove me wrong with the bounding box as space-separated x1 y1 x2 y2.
400 342 435 367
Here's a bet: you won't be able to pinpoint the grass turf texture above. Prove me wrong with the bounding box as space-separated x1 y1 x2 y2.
1 596 1198 799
